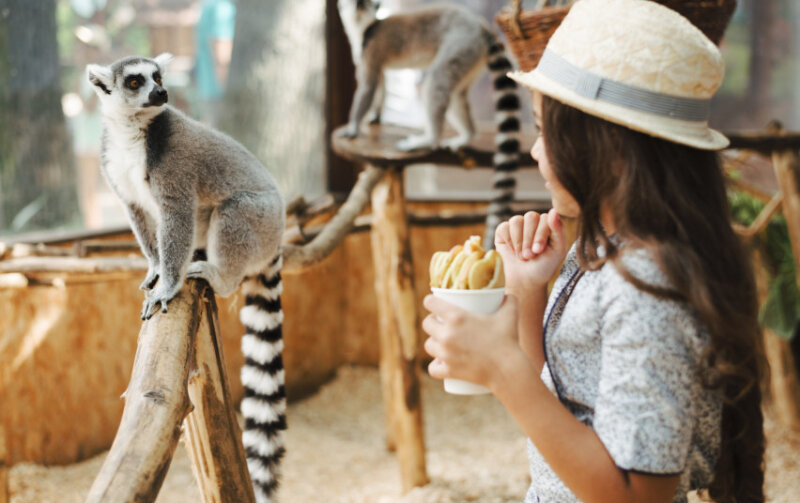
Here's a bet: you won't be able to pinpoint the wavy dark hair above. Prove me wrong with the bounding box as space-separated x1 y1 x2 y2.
540 95 766 503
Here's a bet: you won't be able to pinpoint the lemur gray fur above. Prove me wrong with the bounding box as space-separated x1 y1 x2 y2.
87 54 287 503
337 0 522 247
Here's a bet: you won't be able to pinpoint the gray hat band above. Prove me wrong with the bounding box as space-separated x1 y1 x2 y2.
537 49 711 122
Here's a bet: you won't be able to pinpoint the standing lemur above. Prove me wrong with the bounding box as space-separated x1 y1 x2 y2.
87 54 286 503
337 0 521 247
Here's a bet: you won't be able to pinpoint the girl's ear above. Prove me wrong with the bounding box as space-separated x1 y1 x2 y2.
86 64 113 95
153 52 174 70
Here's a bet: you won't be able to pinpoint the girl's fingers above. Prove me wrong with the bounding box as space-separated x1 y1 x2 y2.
428 358 449 379
423 294 456 320
521 211 540 260
423 336 444 359
532 213 552 255
546 209 566 253
508 215 524 256
423 295 467 329
421 313 440 339
494 221 510 249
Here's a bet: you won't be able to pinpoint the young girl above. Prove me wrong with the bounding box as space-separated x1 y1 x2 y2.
421 1 765 502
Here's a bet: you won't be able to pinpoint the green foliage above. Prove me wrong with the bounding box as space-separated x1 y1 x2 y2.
730 191 800 339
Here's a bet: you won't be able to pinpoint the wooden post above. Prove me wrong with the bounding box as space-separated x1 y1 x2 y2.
0 425 7 503
370 166 429 491
768 147 800 431
86 280 255 503
183 288 255 503
86 281 204 502
753 245 800 431
772 149 800 283
763 331 800 429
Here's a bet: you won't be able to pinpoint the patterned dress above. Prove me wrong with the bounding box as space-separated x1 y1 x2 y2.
524 242 722 503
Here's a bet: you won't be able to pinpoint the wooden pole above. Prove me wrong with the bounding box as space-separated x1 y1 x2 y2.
766 146 800 431
772 148 800 284
753 248 800 431
763 331 800 429
369 166 429 491
86 281 205 503
183 288 255 503
86 279 255 502
0 425 8 503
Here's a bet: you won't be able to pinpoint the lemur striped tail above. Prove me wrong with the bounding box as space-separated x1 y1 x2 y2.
239 254 286 503
484 40 521 249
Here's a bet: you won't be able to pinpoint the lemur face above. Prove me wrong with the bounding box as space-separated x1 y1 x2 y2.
87 53 173 115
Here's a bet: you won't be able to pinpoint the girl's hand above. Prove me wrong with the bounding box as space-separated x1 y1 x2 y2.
495 209 567 294
422 293 522 391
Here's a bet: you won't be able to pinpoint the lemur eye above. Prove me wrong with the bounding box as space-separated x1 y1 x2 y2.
154 75 162 85
128 80 140 89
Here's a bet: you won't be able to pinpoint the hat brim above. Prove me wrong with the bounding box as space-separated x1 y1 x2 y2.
509 70 729 151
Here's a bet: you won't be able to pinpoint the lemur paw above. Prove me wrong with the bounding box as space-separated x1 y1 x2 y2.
442 136 471 151
140 269 159 290
141 283 180 320
336 124 359 139
396 135 436 152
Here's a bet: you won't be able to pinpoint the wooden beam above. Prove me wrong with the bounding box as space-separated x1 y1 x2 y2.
727 131 800 154
325 0 359 194
86 280 206 503
738 192 784 241
369 166 428 492
183 288 255 503
0 256 147 274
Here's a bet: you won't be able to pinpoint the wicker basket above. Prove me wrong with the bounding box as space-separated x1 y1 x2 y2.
495 0 737 72
495 1 571 72
657 0 737 46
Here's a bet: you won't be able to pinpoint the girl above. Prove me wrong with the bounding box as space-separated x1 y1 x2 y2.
421 1 765 502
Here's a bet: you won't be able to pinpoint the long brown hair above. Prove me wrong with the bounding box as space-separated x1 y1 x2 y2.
540 95 766 503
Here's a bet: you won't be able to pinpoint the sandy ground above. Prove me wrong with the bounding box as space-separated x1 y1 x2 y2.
8 366 800 502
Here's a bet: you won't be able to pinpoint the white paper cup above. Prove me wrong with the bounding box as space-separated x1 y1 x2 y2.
430 287 506 395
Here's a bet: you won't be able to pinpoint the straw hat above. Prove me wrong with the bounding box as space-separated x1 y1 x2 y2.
509 0 729 150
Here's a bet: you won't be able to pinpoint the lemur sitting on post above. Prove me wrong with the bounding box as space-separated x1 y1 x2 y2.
337 0 522 247
87 54 286 503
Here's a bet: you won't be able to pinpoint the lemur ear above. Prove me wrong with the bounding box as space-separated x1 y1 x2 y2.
153 52 174 70
86 64 113 96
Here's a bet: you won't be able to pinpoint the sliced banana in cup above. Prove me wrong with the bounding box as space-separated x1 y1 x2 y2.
429 236 504 290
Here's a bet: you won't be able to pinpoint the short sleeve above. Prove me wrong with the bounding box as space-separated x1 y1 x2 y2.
593 262 698 475
211 1 236 40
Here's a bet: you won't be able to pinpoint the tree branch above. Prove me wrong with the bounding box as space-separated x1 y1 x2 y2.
282 165 386 271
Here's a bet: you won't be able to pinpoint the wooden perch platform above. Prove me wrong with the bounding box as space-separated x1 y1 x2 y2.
331 123 537 168
86 279 254 503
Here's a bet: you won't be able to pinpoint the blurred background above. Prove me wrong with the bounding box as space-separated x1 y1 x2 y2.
0 0 797 236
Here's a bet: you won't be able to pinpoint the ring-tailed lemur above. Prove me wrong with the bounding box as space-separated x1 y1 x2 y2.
337 0 521 248
87 54 286 502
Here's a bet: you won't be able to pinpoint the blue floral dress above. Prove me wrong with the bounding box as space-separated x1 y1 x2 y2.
524 242 722 503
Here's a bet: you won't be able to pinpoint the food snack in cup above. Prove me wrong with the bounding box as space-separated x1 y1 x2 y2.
429 236 506 395
429 235 505 290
